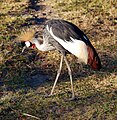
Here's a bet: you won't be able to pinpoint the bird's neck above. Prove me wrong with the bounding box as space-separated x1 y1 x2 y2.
32 38 55 51
32 38 42 50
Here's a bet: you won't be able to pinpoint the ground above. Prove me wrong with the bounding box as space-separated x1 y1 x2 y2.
0 0 117 120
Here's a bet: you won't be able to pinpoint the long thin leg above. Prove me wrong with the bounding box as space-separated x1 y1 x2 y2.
64 56 75 100
49 55 64 96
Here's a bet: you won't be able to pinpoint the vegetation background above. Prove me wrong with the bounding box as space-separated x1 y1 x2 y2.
0 0 117 119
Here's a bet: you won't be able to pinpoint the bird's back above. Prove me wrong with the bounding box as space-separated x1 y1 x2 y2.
46 20 88 43
45 19 101 70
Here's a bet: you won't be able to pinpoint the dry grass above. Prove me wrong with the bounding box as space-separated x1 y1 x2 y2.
0 0 117 120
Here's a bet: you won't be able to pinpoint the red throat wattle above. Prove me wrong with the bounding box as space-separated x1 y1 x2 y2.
31 44 36 48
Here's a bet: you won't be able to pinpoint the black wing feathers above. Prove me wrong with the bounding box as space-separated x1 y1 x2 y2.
46 19 101 70
46 19 91 44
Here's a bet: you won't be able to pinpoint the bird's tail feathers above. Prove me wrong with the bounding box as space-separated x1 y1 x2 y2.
87 45 101 70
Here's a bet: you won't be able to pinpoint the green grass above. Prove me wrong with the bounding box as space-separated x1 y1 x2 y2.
0 0 117 119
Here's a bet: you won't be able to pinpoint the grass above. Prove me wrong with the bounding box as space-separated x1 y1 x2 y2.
0 0 117 119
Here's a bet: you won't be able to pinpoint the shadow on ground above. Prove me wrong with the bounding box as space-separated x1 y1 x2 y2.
0 49 117 91
0 0 116 95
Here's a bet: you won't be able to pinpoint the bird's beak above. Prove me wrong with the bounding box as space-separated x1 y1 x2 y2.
22 46 27 53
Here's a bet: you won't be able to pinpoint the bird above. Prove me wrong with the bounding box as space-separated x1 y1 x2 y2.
18 19 101 100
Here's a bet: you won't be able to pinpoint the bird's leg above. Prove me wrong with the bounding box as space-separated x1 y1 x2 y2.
64 56 75 100
49 55 64 96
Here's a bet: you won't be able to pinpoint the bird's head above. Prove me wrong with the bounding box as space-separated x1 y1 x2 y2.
17 28 39 52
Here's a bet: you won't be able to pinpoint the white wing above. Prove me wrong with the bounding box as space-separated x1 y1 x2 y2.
46 25 88 64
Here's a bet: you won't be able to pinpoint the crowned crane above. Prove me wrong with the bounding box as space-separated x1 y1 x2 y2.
19 19 101 100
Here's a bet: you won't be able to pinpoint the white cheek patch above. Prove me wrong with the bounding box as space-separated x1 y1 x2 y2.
25 41 30 47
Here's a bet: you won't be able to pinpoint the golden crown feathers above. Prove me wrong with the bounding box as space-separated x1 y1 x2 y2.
17 28 36 42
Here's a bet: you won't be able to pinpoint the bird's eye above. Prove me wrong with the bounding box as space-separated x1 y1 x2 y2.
21 42 25 47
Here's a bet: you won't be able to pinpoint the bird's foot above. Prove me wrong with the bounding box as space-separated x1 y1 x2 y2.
68 96 76 101
44 93 53 98
65 95 77 101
